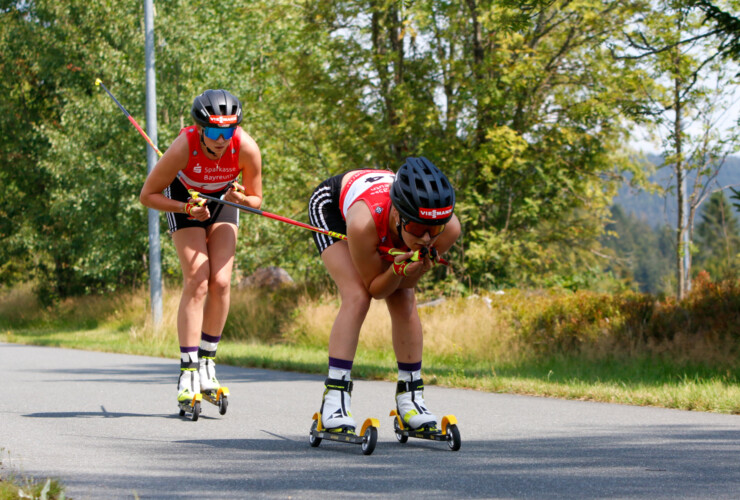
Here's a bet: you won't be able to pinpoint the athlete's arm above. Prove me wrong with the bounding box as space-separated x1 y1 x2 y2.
139 133 209 220
224 128 262 209
345 203 406 300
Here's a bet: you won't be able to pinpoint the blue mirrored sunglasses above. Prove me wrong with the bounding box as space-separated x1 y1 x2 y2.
203 126 236 141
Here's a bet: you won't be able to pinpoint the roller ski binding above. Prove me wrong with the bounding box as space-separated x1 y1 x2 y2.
308 377 379 455
177 368 202 421
199 358 230 416
389 379 461 451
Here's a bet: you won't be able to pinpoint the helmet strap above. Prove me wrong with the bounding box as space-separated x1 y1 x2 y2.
393 208 408 247
199 129 219 158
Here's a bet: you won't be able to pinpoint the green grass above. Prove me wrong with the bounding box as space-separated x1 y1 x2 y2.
0 448 66 500
1 283 739 415
0 478 65 500
3 324 738 415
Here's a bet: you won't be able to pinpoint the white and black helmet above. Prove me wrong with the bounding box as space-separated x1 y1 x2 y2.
191 89 242 129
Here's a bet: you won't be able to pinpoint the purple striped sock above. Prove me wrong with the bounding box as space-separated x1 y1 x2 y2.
201 332 221 343
328 357 353 371
397 361 422 372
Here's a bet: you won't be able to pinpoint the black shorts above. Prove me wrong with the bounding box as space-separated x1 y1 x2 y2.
164 179 239 234
308 173 346 255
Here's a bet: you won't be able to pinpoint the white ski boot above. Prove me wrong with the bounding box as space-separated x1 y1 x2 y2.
395 379 438 431
199 357 220 392
177 368 201 403
320 377 356 432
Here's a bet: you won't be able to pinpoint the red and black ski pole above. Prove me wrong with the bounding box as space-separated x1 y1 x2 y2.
188 189 448 265
95 78 163 158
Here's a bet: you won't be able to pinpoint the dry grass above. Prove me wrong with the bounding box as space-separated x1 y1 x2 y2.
419 295 521 365
2 280 739 413
284 292 527 366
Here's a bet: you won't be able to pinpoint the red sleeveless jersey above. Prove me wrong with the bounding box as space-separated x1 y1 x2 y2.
176 126 242 193
339 169 407 251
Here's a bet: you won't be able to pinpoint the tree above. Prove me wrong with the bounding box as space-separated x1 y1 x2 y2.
731 187 740 211
601 205 674 294
694 189 740 280
292 0 652 289
2 0 703 298
690 0 740 61
0 2 59 287
0 0 331 300
612 0 740 299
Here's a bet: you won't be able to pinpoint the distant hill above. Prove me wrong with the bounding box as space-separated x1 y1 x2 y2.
613 154 740 228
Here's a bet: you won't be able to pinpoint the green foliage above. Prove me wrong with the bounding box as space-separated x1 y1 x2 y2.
731 186 740 211
0 0 152 300
2 0 734 301
690 0 740 61
509 278 740 378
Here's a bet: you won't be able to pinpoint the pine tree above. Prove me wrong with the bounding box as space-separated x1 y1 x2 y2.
694 190 740 280
602 205 674 294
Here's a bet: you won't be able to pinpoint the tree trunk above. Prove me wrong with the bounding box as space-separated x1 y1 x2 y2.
674 74 690 300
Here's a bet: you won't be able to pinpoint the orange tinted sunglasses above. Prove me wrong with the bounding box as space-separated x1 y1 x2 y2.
401 218 445 238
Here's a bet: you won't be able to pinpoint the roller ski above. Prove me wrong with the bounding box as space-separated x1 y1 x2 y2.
177 387 229 420
389 379 461 451
308 377 379 455
198 357 229 416
177 368 202 421
176 358 229 420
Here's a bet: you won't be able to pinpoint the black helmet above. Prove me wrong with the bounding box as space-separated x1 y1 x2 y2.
191 89 243 128
390 157 455 225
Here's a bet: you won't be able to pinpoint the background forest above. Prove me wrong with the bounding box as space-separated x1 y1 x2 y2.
1 0 739 304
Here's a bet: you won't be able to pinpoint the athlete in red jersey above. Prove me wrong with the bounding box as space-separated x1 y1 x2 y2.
140 90 262 406
307 157 461 432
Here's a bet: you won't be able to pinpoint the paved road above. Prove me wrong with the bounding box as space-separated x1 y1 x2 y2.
1 343 738 499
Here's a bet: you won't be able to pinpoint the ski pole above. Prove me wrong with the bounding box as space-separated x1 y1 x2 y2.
189 189 347 240
188 189 449 266
95 78 163 158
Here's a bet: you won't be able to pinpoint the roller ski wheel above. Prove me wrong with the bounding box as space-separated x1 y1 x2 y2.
389 410 461 451
392 417 409 443
178 393 202 421
309 413 379 455
361 424 378 455
202 387 230 416
309 419 322 447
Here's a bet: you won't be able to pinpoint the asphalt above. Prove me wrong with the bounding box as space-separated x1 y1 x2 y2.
1 342 738 499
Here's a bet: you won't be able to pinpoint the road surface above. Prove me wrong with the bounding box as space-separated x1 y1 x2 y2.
1 343 738 499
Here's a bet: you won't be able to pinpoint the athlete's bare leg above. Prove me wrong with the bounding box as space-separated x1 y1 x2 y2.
201 222 237 335
172 227 210 347
321 241 372 361
386 288 423 364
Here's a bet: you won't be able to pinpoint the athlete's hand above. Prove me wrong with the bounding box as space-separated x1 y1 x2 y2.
184 198 210 221
224 181 247 205
417 246 441 265
391 249 433 278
